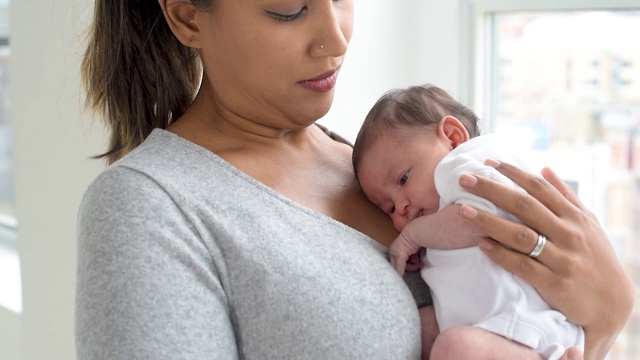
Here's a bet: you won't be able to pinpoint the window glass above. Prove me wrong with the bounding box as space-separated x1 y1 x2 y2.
0 0 11 223
0 0 19 317
488 10 640 359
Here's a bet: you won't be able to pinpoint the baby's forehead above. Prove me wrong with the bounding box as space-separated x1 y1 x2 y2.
357 141 396 173
358 178 390 210
357 155 389 181
360 132 420 178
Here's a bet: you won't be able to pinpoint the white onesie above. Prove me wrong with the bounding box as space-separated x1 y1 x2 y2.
421 134 584 360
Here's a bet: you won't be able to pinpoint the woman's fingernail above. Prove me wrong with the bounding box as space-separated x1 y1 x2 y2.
485 158 501 167
459 173 478 187
460 205 478 219
565 348 582 360
479 239 494 251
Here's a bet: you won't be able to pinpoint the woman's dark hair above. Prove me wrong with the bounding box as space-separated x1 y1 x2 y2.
82 0 212 164
352 84 481 176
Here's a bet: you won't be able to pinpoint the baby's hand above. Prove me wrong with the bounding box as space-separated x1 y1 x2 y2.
405 252 423 272
388 230 422 276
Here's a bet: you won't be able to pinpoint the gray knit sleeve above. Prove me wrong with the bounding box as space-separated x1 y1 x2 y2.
75 166 238 359
404 270 432 308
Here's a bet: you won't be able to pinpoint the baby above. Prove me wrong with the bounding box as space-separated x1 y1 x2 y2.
352 84 584 359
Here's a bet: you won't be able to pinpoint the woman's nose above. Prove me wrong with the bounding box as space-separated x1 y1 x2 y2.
311 1 352 56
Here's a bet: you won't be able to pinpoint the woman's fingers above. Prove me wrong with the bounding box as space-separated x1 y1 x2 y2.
459 161 635 348
483 160 578 219
539 167 579 205
540 167 599 223
461 204 590 324
558 347 583 360
458 172 565 247
460 205 562 286
478 237 556 292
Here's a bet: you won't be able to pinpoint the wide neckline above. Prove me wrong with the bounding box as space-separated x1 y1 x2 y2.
147 128 388 254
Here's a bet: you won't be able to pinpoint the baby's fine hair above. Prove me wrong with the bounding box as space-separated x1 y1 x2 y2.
352 84 481 177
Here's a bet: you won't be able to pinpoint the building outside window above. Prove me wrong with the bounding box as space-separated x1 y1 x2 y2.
470 4 640 359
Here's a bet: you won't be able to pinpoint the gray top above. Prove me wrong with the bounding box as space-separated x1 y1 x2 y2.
76 129 429 360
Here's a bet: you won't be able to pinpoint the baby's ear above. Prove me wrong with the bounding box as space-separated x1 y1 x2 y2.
438 116 470 149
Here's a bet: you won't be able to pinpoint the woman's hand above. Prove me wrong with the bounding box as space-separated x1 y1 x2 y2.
457 159 634 360
560 348 584 360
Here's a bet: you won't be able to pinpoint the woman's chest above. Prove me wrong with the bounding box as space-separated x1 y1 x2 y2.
198 205 420 359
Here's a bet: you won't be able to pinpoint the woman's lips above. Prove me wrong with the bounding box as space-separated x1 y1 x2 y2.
300 70 338 93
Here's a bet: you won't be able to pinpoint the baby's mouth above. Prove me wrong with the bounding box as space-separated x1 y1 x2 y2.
411 209 424 221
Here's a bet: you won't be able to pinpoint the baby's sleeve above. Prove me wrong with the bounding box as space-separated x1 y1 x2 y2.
434 136 530 222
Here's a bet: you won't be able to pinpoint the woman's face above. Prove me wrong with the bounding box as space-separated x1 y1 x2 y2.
196 0 354 129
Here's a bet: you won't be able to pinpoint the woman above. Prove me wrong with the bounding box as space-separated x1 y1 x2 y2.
76 0 633 359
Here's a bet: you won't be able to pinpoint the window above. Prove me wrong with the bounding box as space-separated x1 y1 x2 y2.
465 2 640 359
0 0 11 223
0 0 20 315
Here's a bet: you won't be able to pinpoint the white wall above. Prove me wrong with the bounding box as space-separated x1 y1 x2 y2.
320 1 462 142
8 2 461 359
12 1 104 359
0 306 20 359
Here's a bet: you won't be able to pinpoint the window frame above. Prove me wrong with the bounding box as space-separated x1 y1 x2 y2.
460 0 640 133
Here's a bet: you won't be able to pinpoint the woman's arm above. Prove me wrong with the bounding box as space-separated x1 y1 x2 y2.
457 160 635 360
76 168 238 359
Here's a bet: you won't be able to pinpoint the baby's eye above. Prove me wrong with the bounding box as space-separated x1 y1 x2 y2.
399 171 409 185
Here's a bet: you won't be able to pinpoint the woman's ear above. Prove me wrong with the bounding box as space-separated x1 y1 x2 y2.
437 116 470 149
159 0 200 48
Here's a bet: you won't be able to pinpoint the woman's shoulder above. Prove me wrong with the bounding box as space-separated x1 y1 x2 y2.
315 123 353 146
112 128 221 174
87 129 232 193
79 130 214 217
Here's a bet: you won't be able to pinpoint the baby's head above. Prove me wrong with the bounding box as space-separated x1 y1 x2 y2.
352 84 481 230
353 84 480 175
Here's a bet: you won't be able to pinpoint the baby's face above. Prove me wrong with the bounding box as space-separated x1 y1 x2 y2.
357 129 451 231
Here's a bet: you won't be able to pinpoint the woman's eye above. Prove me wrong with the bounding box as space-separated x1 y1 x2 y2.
266 7 307 22
399 171 409 185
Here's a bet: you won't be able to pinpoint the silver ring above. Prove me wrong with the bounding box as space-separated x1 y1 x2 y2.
528 234 546 258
